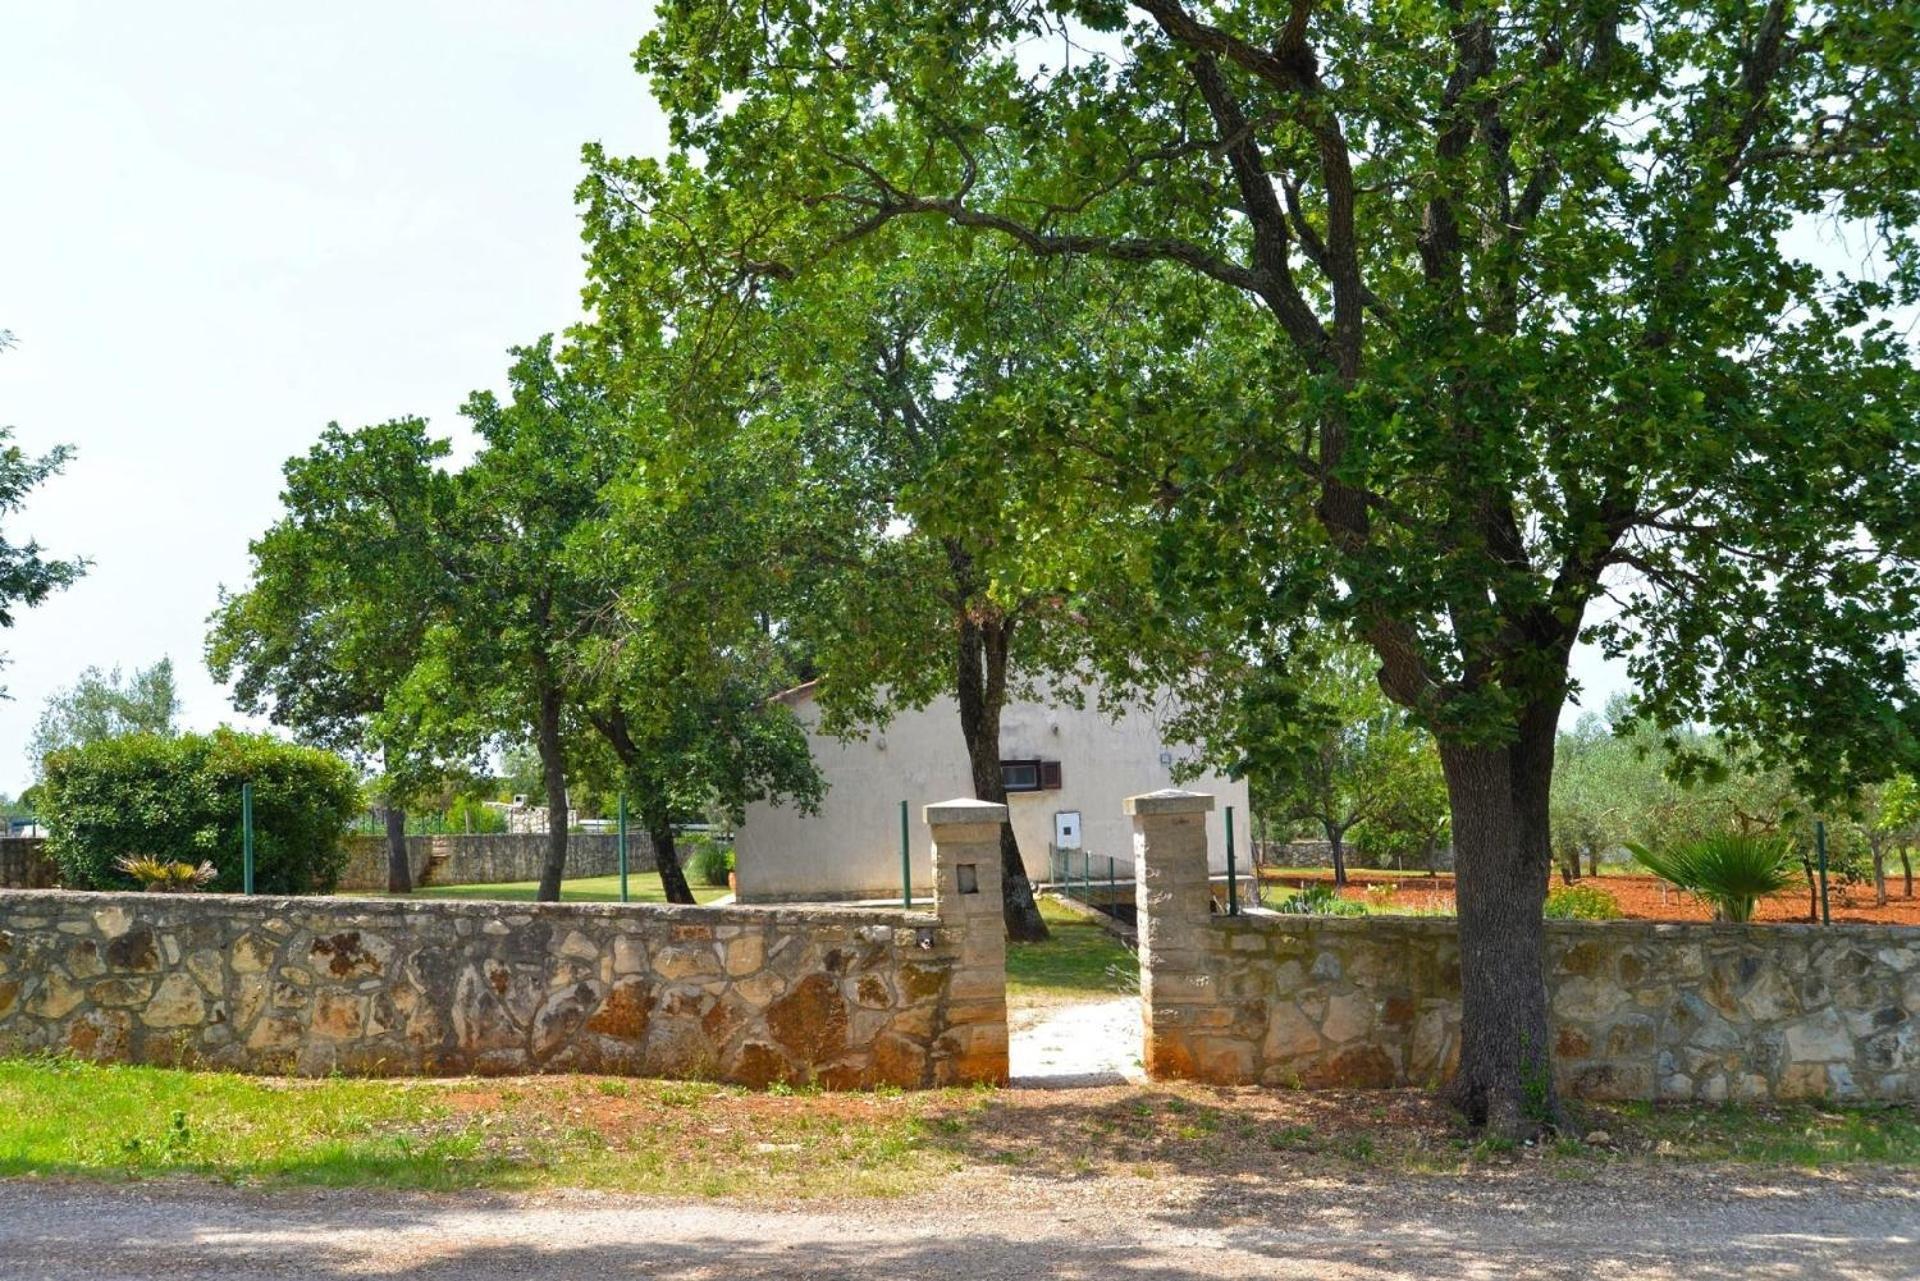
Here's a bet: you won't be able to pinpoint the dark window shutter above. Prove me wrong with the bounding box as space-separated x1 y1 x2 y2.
1040 761 1063 790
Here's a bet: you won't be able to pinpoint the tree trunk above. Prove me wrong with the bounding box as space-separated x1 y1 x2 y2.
1326 826 1349 887
1902 847 1913 899
582 708 698 907
1587 845 1601 879
1873 844 1888 907
533 683 570 903
1437 702 1562 1139
955 614 1048 942
650 811 696 905
384 804 412 894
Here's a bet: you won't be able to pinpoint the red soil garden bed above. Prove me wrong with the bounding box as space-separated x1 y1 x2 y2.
1259 868 1920 926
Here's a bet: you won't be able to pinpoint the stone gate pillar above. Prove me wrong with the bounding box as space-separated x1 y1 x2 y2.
1128 788 1217 1078
928 799 1010 1084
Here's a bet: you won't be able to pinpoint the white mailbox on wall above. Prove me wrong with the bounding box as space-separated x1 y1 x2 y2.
1053 810 1083 850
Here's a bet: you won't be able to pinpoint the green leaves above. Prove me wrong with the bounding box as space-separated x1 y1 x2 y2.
0 336 84 678
41 729 361 895
593 0 1920 797
28 659 181 778
1628 833 1800 924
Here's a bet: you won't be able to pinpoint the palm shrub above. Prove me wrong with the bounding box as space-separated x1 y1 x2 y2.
1628 833 1798 923
113 855 218 892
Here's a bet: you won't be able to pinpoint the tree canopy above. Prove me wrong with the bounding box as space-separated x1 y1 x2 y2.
212 340 822 903
28 658 181 777
0 330 85 692
582 0 1920 1133
207 418 459 892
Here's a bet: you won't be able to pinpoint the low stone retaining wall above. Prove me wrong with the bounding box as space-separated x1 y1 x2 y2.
1134 791 1918 1103
336 833 653 892
0 838 58 890
1256 838 1454 873
0 801 1010 1088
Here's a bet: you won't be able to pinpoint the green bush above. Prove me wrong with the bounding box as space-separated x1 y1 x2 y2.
444 793 507 835
1629 833 1798 923
42 729 362 894
685 835 734 888
1272 883 1367 916
1543 882 1622 920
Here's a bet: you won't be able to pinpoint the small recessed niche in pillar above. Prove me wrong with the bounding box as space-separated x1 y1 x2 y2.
957 863 979 894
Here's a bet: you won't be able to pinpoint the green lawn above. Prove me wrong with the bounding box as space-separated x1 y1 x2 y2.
4 1057 1916 1197
1007 897 1137 1000
371 872 729 905
0 1058 960 1197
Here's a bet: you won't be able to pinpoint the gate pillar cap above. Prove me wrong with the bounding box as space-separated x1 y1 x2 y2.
1124 789 1215 816
925 799 1009 827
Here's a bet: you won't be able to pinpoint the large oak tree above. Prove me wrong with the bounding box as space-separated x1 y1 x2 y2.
586 0 1920 1131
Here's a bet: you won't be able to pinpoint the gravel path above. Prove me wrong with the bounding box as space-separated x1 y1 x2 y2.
1008 994 1144 1086
3 1165 1916 1279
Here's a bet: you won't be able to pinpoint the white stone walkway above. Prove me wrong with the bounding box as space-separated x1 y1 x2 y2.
1007 994 1145 1087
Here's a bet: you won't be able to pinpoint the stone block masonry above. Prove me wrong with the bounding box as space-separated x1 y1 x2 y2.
335 832 654 892
1133 790 1920 1103
0 803 1009 1089
0 839 58 890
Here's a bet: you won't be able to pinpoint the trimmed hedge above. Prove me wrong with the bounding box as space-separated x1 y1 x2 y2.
41 729 361 894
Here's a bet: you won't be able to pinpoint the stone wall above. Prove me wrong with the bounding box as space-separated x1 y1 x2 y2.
1255 838 1455 873
0 839 59 890
1134 790 1919 1103
335 833 654 892
0 802 1009 1088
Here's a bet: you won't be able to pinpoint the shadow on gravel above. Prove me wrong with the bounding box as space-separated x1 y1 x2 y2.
0 1177 1910 1281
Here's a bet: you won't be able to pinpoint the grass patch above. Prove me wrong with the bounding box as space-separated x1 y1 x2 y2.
0 1058 496 1188
3 1060 1915 1196
0 1058 963 1197
1007 898 1138 1000
1602 1100 1920 1166
367 872 729 905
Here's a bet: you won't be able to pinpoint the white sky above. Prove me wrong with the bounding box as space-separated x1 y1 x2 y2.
0 3 666 795
0 4 1641 799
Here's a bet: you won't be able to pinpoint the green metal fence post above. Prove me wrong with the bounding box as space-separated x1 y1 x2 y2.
899 799 912 908
1226 804 1239 916
617 794 630 904
1816 819 1832 925
1108 853 1116 907
241 782 255 896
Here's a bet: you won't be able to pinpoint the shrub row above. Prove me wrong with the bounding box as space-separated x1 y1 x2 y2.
40 729 360 894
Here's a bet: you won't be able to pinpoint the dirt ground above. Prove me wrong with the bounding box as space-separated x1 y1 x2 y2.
1263 868 1920 925
4 1158 1916 1279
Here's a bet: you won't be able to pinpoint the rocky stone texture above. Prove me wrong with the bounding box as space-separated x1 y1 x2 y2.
1146 915 1919 1101
335 833 656 892
0 884 1004 1089
0 839 59 890
1133 795 1918 1103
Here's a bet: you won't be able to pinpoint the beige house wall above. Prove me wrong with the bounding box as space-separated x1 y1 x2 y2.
734 685 1250 903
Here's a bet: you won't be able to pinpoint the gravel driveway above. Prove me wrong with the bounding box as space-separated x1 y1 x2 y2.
4 1163 1916 1280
